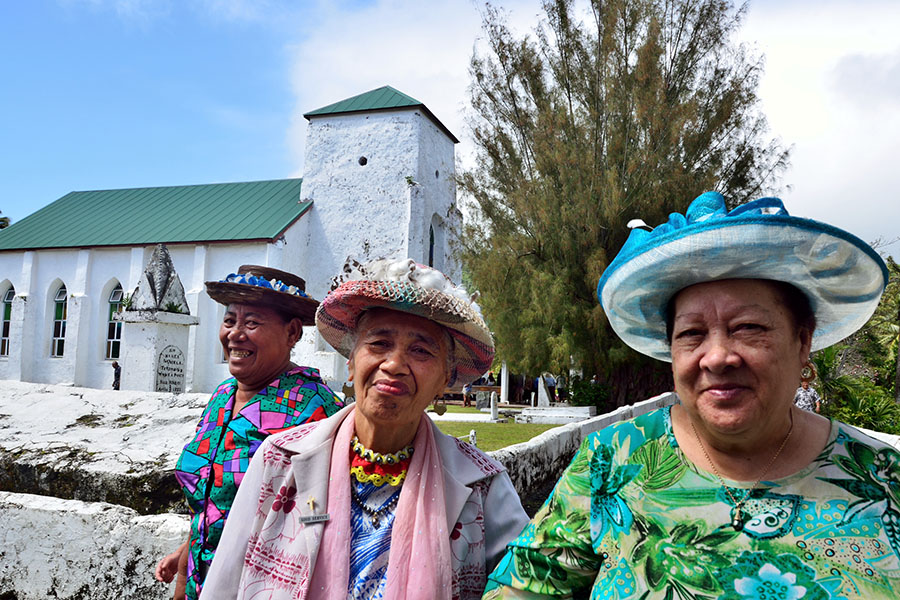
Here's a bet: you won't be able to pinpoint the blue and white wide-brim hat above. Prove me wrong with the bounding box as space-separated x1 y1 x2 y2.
597 192 888 362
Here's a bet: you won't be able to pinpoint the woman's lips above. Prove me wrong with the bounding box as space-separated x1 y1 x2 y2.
702 384 746 402
229 349 252 359
375 380 409 395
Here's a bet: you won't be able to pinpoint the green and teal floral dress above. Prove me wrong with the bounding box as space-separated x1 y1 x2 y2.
484 406 900 599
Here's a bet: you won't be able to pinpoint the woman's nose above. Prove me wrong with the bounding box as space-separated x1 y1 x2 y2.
380 348 409 374
698 334 740 372
227 325 247 340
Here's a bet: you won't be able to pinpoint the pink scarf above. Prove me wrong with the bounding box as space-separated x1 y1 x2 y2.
308 408 453 599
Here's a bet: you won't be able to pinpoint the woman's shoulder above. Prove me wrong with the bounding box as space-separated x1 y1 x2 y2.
587 405 671 449
832 420 900 455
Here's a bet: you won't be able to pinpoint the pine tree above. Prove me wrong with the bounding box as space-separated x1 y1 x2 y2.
460 0 789 404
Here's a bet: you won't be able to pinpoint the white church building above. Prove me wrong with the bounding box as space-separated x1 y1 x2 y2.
0 85 462 393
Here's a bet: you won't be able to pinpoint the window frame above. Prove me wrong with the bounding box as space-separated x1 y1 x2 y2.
51 285 67 357
0 287 13 357
106 284 124 360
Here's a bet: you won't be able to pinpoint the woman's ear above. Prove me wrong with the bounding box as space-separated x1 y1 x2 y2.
798 327 813 364
286 318 303 347
347 357 355 382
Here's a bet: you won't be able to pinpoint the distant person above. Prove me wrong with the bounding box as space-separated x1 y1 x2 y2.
556 373 567 402
487 372 496 386
794 378 821 413
111 361 121 390
462 381 473 407
154 266 343 600
543 372 556 401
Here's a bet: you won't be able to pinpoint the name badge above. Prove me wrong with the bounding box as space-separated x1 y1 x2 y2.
299 513 330 524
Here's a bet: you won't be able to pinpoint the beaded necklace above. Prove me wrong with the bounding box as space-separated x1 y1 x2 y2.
350 436 414 487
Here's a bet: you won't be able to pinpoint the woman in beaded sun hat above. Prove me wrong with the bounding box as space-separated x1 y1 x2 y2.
201 258 528 600
155 265 344 600
486 192 900 599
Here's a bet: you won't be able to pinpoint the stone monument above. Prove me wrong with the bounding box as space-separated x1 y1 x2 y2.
116 244 199 392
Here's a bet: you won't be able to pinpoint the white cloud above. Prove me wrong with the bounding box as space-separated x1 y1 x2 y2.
283 0 541 173
740 0 900 249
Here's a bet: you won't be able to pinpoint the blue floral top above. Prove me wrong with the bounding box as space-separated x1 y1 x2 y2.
484 406 900 599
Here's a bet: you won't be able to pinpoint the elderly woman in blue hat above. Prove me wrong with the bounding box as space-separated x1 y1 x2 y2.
154 265 344 600
484 193 900 599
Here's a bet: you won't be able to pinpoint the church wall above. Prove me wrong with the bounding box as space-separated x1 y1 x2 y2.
409 111 459 281
0 239 283 393
298 110 421 303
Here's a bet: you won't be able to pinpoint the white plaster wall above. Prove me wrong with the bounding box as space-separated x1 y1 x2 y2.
0 492 188 600
0 240 278 393
300 111 424 302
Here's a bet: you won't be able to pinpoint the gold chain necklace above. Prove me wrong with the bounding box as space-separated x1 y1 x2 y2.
688 409 794 531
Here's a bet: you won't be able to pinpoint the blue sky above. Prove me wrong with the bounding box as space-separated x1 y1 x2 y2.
2 0 899 249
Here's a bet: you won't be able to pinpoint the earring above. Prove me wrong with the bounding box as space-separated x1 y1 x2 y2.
800 361 817 384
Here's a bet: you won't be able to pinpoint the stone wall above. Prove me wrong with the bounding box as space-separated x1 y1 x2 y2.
0 492 187 600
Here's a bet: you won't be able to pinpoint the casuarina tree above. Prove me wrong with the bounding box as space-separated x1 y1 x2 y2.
459 0 790 404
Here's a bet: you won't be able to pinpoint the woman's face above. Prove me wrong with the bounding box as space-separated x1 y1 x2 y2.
220 303 301 389
349 308 451 432
670 279 812 437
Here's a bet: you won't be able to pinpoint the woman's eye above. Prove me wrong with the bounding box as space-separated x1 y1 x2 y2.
412 346 435 358
735 323 763 333
675 328 703 339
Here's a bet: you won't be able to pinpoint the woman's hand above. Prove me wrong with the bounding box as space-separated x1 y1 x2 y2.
155 541 188 583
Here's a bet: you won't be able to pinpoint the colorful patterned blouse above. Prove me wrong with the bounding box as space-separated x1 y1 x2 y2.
174 365 343 600
485 406 900 599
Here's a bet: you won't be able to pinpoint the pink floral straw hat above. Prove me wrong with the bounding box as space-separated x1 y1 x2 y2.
316 258 494 385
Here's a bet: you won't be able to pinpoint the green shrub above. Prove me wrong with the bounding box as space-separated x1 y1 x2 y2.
570 378 612 411
822 376 900 435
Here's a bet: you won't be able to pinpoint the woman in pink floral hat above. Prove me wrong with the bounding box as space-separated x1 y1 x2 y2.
201 258 529 600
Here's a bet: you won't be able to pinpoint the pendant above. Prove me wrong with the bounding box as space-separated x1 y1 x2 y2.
730 507 745 531
371 515 381 529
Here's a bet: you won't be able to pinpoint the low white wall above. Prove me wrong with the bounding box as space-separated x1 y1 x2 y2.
0 492 188 600
489 393 679 498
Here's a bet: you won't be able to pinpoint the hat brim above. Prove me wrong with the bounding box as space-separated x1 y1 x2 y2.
205 281 319 325
316 280 494 385
598 214 888 362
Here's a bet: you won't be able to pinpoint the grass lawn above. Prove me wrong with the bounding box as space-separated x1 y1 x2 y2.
435 421 559 451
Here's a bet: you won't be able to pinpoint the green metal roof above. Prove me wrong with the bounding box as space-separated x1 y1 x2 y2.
303 85 459 143
0 179 311 251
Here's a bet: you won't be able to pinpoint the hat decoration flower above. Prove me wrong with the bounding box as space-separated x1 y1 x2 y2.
220 272 310 298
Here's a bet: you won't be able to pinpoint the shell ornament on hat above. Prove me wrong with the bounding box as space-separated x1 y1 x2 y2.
597 191 888 361
316 258 494 385
205 265 319 325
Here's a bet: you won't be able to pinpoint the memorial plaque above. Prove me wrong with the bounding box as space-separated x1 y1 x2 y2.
156 345 185 392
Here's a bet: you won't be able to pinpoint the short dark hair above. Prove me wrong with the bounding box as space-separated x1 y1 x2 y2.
665 279 816 343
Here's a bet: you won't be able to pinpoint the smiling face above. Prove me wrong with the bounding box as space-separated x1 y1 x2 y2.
670 279 812 438
348 308 451 448
219 303 301 391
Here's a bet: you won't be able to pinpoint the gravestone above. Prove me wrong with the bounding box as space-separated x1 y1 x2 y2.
117 244 199 392
155 345 186 393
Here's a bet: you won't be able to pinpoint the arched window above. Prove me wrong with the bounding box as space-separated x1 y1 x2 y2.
51 284 67 357
1 286 13 357
106 284 123 359
429 224 435 267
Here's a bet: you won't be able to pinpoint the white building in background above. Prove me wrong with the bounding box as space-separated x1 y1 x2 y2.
0 85 462 392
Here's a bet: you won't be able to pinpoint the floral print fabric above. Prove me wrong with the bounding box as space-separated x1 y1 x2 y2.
174 365 343 600
484 406 900 599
